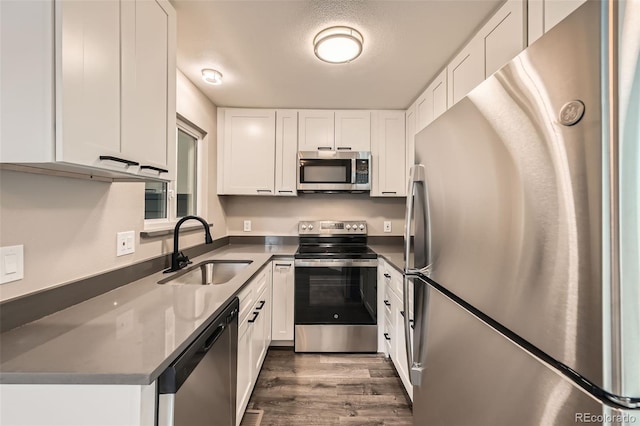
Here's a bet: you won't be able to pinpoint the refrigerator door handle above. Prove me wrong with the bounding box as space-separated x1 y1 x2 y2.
404 165 426 275
403 275 427 386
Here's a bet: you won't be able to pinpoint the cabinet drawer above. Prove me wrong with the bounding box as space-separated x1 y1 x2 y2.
237 285 255 325
383 286 393 317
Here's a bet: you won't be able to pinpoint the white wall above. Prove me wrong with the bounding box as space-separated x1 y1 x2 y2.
222 194 405 236
0 70 225 302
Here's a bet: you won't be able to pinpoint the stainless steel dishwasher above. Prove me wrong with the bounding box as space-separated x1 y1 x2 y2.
158 298 239 426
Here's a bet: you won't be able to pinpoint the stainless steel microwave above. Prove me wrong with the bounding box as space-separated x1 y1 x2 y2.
297 151 371 193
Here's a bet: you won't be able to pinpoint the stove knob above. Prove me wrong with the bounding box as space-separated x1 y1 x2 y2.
301 224 307 230
352 224 358 230
345 224 351 230
308 224 314 230
359 224 365 230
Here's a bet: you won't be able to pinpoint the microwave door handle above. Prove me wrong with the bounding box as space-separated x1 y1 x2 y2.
351 158 357 185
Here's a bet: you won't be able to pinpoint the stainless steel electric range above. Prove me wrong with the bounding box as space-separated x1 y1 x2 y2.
294 220 378 353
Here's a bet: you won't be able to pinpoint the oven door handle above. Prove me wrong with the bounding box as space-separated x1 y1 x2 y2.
294 259 378 268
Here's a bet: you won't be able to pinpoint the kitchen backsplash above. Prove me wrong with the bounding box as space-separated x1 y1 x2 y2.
221 194 405 236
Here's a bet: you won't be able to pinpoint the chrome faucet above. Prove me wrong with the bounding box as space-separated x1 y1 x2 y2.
164 215 213 273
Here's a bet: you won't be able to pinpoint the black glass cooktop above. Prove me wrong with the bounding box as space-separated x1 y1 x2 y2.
295 244 377 259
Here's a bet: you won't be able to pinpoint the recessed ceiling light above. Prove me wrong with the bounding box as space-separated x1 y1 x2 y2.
313 26 364 64
201 68 223 85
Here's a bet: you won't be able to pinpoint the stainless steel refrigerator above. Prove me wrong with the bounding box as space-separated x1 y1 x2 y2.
403 1 640 425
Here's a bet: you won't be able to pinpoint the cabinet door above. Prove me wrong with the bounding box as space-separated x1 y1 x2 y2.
447 35 484 107
56 0 122 168
544 0 586 33
371 111 406 197
121 0 176 180
275 110 298 196
334 110 371 151
481 0 525 78
298 110 334 151
236 319 252 426
222 109 276 195
415 91 432 134
405 104 416 182
251 291 267 380
391 291 413 400
430 69 448 121
272 261 295 341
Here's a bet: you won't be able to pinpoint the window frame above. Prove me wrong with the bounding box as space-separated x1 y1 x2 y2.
143 116 206 230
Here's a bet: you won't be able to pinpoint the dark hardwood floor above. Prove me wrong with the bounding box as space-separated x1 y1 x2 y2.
245 349 413 425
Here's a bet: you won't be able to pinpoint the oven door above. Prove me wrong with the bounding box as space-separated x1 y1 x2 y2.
294 259 377 325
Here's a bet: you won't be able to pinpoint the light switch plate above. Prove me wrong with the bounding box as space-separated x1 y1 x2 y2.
384 221 392 233
1 245 24 284
117 231 135 256
243 220 252 232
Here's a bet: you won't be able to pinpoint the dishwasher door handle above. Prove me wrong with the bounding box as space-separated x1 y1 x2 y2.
203 324 225 351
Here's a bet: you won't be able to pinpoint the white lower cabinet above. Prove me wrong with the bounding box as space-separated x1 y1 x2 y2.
271 260 295 341
379 259 413 401
236 264 272 425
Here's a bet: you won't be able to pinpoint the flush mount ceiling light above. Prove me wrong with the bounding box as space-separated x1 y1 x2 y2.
313 26 364 64
201 68 223 85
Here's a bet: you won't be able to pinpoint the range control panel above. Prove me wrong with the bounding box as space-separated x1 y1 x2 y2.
298 220 367 235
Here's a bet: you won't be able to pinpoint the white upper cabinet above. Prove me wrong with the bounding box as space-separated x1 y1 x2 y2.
431 70 448 121
56 0 122 168
0 0 176 181
298 110 371 152
218 108 276 195
275 110 298 196
416 68 448 134
405 103 416 178
121 0 176 181
447 35 484 107
448 0 524 107
481 0 525 77
298 110 335 151
335 110 371 151
528 0 587 45
371 111 406 197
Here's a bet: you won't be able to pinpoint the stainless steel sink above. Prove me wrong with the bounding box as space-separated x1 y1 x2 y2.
158 260 253 285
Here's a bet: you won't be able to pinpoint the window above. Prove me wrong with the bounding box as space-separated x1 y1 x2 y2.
144 118 204 224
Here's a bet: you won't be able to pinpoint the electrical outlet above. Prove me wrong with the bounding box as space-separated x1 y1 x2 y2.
0 245 24 284
383 221 392 233
117 231 135 256
243 220 252 232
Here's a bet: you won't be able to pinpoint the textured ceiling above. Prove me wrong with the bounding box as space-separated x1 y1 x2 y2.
172 0 503 109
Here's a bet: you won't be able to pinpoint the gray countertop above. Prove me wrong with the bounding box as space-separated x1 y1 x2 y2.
0 244 296 385
0 242 405 386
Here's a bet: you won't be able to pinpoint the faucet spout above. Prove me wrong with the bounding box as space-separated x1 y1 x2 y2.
164 215 213 273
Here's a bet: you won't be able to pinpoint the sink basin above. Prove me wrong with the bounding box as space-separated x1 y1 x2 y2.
158 260 253 285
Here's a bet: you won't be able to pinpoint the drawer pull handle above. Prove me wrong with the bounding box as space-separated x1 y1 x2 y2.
400 310 405 317
248 312 260 323
140 165 169 174
384 333 391 341
275 263 292 267
256 300 266 310
384 300 391 307
317 146 333 150
384 273 391 279
99 155 139 166
336 146 352 150
256 189 272 193
382 191 397 194
278 190 293 193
